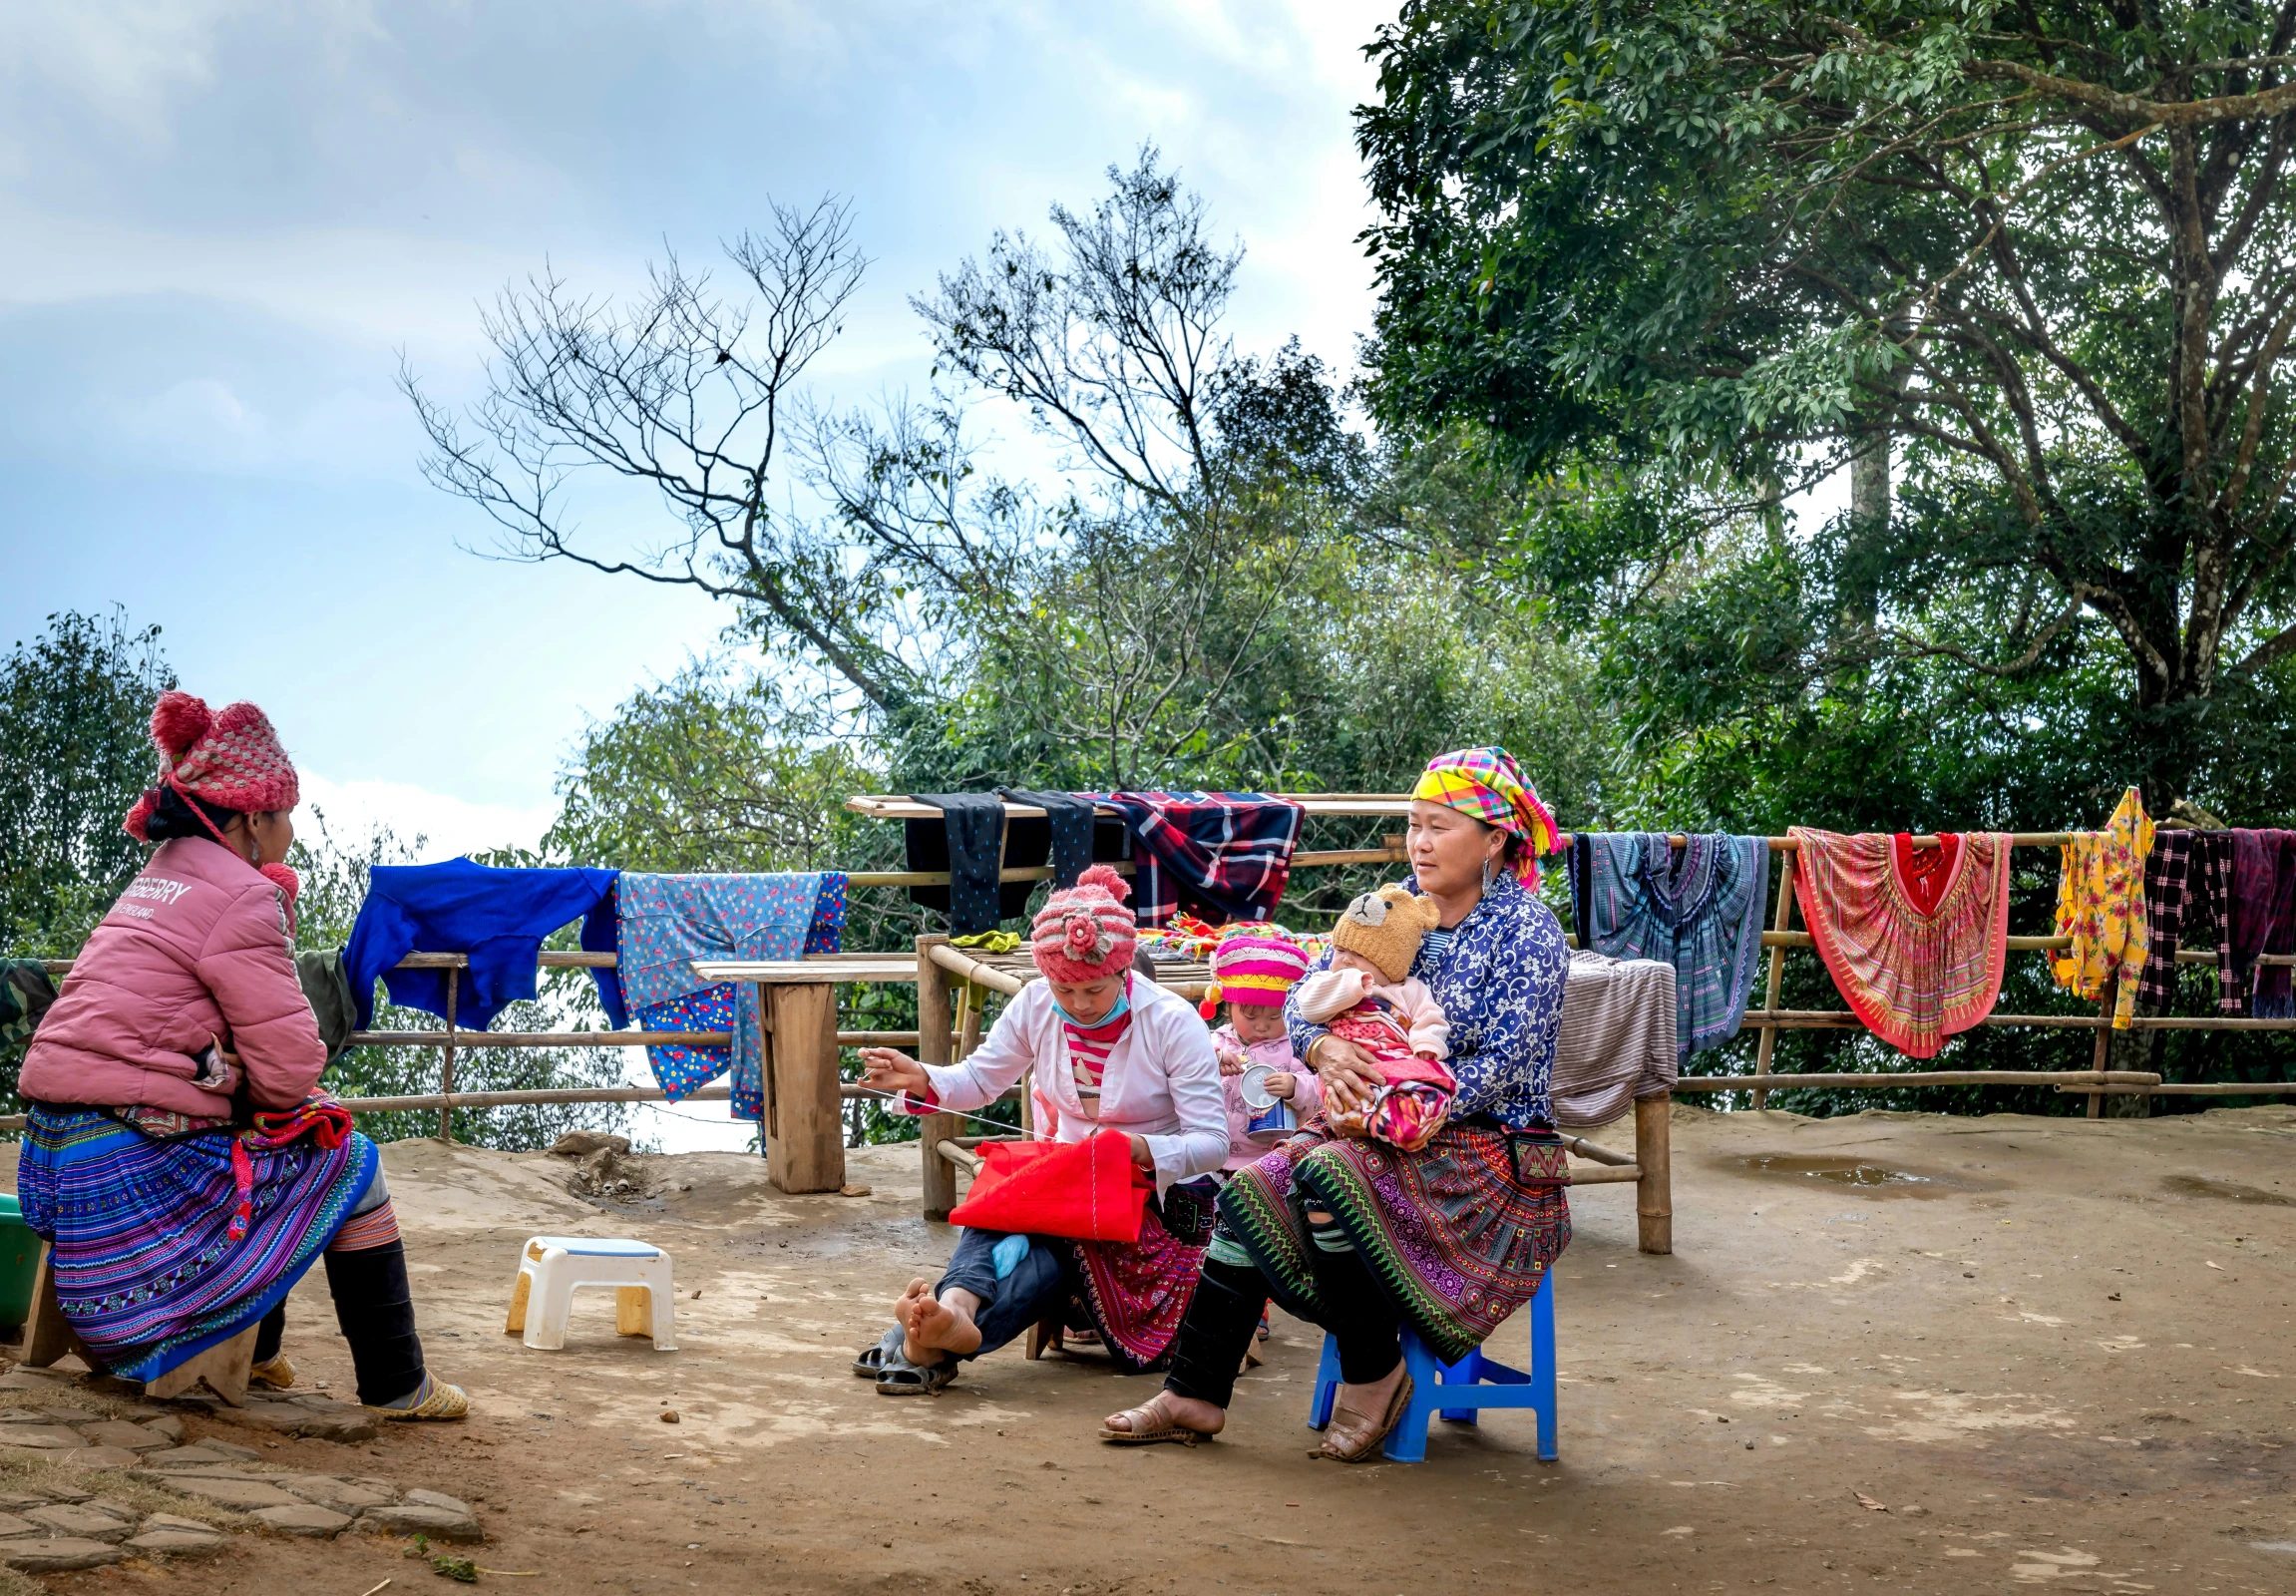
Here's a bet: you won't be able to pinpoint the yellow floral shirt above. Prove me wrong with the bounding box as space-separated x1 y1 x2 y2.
2051 788 2154 1026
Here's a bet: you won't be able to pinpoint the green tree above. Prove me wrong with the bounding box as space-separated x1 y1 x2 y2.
0 609 176 957
1358 0 2296 805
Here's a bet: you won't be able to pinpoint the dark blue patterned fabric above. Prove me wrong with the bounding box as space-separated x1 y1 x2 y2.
1286 871 1568 1128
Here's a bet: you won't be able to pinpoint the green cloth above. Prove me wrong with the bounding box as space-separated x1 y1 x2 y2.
0 960 57 1049
294 950 358 1064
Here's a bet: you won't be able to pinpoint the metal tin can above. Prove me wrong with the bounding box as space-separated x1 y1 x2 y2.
1239 1062 1299 1143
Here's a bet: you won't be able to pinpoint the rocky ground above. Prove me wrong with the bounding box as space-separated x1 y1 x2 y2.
1 1101 2294 1593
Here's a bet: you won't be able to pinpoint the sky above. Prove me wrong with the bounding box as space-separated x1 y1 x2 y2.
2 0 1395 854
3 1 1400 1149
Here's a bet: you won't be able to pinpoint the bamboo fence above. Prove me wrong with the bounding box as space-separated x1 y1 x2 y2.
15 798 2295 1234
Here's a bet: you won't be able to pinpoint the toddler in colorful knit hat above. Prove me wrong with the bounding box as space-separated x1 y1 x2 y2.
1295 883 1455 1151
1202 930 1322 1172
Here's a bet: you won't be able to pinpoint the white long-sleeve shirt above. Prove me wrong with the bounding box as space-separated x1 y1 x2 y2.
913 977 1228 1194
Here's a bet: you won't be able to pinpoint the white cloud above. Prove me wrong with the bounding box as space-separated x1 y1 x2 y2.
298 771 558 863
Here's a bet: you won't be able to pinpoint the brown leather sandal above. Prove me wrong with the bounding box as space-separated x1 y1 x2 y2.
1311 1372 1413 1462
1098 1393 1215 1447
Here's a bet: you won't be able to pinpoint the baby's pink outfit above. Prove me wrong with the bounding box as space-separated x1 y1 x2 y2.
1293 968 1456 1151
1210 1023 1323 1170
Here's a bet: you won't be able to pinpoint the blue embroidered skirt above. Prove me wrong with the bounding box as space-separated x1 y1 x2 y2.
16 1105 378 1382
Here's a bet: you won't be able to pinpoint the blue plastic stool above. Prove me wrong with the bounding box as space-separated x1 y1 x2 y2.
1308 1268 1556 1463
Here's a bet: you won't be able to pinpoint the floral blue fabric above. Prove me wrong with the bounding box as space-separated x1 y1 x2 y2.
594 874 848 1116
1286 871 1567 1128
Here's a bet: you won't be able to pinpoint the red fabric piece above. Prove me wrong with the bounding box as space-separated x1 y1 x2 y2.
1790 827 2011 1058
249 1092 354 1151
1890 832 1963 916
947 1129 1150 1243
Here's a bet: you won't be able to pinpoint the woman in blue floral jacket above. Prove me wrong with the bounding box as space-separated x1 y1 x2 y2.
1101 747 1573 1459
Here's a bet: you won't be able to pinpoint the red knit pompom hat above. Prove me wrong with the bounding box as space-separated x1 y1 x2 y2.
123 691 302 843
1029 865 1138 983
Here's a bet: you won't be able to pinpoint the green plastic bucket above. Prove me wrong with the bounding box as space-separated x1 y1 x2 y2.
0 1194 38 1329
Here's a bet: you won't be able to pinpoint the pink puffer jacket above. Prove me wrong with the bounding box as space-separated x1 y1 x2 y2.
21 837 325 1116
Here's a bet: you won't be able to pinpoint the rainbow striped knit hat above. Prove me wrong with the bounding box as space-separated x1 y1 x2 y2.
1199 929 1311 1018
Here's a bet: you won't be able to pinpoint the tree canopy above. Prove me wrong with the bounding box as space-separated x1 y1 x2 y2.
1359 0 2296 805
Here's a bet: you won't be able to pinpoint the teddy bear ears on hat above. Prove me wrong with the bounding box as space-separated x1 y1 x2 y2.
1342 882 1439 931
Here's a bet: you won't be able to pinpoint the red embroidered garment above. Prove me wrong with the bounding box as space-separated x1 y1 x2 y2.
1069 1204 1208 1372
1788 828 2012 1058
945 1130 1149 1242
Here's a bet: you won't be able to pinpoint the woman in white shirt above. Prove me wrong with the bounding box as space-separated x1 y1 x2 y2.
856 866 1226 1394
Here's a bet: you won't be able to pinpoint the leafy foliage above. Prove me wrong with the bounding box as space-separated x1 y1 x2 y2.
0 610 176 958
1358 0 2296 802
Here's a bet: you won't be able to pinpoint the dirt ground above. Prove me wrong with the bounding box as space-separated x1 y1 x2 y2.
19 1100 2296 1594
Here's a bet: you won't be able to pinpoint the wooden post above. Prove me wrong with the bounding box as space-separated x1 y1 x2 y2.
1635 1093 1673 1255
2087 979 2115 1119
763 982 846 1193
1749 854 1795 1112
438 966 459 1142
917 935 960 1221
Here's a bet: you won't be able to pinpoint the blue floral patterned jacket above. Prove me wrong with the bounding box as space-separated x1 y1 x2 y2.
1286 871 1568 1128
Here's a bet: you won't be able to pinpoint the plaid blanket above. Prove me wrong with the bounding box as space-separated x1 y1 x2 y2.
1091 792 1304 927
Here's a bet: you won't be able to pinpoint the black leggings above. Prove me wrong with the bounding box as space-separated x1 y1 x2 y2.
1163 1217 1401 1410
249 1240 426 1406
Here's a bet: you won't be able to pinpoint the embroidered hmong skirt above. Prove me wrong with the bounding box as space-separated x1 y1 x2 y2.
1219 1119 1570 1366
1061 1197 1210 1374
16 1105 379 1382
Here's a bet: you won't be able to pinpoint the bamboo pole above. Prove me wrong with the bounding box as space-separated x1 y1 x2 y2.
355 1029 732 1047
928 943 1029 998
1738 1009 2296 1031
438 967 458 1142
1634 1095 1672 1254
1673 1069 2160 1091
1572 1165 1644 1186
2086 979 2115 1118
257 1083 1027 1116
346 1028 932 1048
842 846 1404 888
1560 1133 1635 1167
1749 852 1796 1111
916 935 960 1222
2121 1080 2296 1095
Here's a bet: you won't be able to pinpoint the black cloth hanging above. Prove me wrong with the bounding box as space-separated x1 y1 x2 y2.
905 794 1015 936
998 789 1098 889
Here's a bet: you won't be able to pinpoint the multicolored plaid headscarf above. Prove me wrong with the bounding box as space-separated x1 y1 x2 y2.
1412 747 1561 888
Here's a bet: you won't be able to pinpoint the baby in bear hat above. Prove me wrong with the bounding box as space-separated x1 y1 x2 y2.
1294 884 1455 1150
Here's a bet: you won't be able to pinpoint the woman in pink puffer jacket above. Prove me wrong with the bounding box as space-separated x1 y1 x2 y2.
16 692 466 1418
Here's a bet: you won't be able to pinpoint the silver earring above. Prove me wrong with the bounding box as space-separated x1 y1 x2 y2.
1481 857 1497 893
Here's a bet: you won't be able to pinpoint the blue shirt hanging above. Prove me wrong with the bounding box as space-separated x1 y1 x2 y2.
342 860 621 1029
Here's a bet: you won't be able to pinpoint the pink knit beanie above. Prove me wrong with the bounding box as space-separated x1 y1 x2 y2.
1030 865 1138 983
1200 930 1309 1018
123 691 301 843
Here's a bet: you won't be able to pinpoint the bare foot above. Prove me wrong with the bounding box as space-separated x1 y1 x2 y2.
891 1279 934 1341
901 1289 983 1367
1102 1390 1224 1437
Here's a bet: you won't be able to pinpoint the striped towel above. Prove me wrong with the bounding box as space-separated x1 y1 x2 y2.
1548 952 1678 1129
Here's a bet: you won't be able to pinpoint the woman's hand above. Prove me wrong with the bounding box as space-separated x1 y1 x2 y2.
1312 1037 1385 1113
1265 1073 1297 1100
1127 1134 1155 1171
858 1047 932 1099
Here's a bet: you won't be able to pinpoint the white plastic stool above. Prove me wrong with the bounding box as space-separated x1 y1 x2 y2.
505 1236 677 1352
